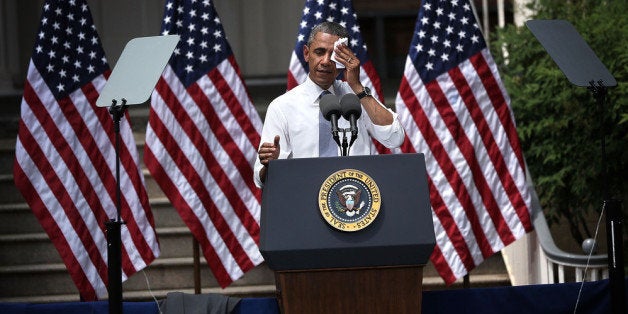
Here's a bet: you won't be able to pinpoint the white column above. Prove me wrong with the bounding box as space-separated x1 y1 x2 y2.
482 0 489 37
547 258 555 284
497 0 505 28
513 0 534 27
591 268 598 281
539 247 550 284
502 230 544 285
575 267 583 282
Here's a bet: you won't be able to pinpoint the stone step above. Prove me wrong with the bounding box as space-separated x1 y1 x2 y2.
0 196 202 266
0 285 279 304
0 139 16 175
0 196 188 236
0 284 278 304
0 262 78 299
1 185 188 232
0 229 507 279
0 95 21 140
0 259 510 303
0 87 273 142
0 170 168 205
0 202 41 235
0 247 509 300
0 196 511 299
0 226 199 266
0 174 24 205
0 257 276 301
0 273 511 304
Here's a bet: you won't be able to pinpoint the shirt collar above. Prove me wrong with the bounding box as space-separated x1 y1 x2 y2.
304 76 336 105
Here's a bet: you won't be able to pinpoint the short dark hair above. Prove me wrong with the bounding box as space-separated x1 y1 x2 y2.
306 22 349 46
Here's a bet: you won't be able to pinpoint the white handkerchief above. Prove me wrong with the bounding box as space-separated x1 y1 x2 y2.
330 37 348 69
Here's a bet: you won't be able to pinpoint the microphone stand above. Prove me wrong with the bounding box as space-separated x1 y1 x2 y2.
339 127 358 157
340 128 349 156
332 130 341 152
107 98 127 314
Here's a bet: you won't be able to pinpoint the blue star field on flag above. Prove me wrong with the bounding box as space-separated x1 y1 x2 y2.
160 0 232 87
31 0 108 99
410 0 485 82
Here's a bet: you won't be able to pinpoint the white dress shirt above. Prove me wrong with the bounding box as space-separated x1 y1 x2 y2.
254 77 405 187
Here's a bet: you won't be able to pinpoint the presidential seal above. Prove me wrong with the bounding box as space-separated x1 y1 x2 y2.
318 169 381 232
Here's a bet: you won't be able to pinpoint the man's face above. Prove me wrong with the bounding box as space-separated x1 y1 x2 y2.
303 31 340 90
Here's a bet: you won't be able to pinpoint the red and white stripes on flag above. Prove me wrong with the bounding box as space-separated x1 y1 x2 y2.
395 0 533 284
145 0 264 287
13 0 159 300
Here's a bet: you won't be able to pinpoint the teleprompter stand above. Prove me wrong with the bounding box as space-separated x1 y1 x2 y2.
105 99 127 314
259 154 435 313
526 20 624 314
97 34 179 314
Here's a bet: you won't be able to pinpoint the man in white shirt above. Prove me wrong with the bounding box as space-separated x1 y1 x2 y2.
254 22 405 187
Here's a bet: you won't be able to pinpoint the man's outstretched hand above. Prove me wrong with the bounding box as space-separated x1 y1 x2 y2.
258 135 280 166
257 135 280 184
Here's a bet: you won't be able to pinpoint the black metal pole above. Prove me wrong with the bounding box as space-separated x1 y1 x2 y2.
106 220 122 314
193 237 201 294
590 81 625 314
341 128 348 156
107 99 127 314
604 199 625 314
463 274 470 289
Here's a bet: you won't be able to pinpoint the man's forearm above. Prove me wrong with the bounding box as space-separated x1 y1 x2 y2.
361 96 393 126
258 166 268 184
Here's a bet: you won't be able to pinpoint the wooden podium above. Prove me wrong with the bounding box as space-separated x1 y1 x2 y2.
259 154 435 314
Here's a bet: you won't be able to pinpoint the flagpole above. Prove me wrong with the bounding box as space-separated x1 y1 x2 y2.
193 238 201 294
107 99 128 314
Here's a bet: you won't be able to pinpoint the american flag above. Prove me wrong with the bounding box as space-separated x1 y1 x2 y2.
13 0 159 300
395 0 534 284
289 0 391 153
145 0 264 287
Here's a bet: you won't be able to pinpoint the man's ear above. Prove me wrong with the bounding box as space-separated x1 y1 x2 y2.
302 44 310 63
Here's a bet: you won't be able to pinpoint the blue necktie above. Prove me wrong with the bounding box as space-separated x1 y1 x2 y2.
318 90 338 157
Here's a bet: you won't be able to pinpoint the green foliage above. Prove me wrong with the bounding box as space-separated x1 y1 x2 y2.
491 0 627 245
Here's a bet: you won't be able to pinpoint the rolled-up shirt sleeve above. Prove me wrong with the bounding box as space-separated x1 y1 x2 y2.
253 101 291 188
368 109 405 148
360 97 405 148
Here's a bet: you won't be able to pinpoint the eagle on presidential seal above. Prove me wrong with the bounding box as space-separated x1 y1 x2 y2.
336 184 365 217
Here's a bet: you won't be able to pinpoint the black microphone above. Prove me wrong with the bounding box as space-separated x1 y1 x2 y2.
319 93 342 148
340 93 362 146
